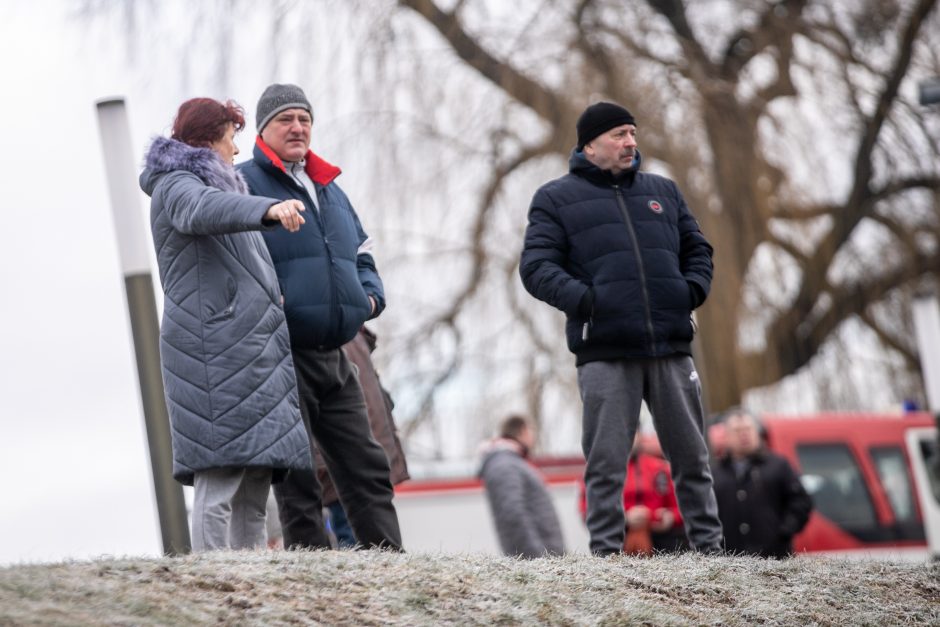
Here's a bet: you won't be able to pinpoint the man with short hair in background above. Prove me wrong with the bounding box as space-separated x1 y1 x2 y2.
711 409 812 558
479 415 566 558
520 101 723 556
238 83 402 551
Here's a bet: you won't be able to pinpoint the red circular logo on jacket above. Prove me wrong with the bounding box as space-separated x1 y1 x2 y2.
648 200 663 213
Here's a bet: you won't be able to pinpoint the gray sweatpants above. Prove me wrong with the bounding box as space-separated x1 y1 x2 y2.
578 356 723 554
192 467 272 552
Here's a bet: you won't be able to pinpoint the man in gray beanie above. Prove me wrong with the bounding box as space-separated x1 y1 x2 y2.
238 83 403 551
519 101 723 556
255 83 314 133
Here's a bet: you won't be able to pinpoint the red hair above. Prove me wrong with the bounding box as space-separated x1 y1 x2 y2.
171 98 246 148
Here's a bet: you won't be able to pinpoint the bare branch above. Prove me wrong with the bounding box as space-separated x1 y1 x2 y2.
400 344 460 442
720 0 808 79
869 212 919 254
841 0 937 231
774 0 938 360
396 0 576 125
871 176 940 202
745 247 940 389
858 309 919 370
645 0 714 77
594 24 684 72
768 233 809 265
422 139 555 335
773 177 939 222
773 203 839 221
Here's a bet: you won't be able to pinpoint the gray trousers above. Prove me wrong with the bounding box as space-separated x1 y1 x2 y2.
578 356 723 554
192 467 272 552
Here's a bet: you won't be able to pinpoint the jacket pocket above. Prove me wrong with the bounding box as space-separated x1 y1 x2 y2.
205 277 238 323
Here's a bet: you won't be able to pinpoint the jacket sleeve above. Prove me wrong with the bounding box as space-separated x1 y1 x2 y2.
352 209 385 319
674 183 714 308
519 189 590 316
157 170 278 236
777 458 813 539
482 457 548 559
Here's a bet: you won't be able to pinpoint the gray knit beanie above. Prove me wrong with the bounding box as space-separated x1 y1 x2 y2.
256 83 313 132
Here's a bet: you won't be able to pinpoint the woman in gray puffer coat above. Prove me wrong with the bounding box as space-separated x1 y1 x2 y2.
139 97 312 552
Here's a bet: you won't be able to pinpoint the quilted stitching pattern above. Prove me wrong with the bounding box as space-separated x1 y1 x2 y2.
140 137 312 485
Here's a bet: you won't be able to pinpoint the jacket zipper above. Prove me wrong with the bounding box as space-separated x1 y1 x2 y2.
613 184 656 353
292 176 339 345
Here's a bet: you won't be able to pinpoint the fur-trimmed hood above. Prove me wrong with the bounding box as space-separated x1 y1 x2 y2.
140 136 248 196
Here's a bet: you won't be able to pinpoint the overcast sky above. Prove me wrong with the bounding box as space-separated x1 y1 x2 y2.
0 4 165 564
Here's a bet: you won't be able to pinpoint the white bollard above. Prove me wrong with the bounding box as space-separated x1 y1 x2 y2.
96 97 191 555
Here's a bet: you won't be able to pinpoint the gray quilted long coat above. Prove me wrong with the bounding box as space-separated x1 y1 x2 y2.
140 136 312 485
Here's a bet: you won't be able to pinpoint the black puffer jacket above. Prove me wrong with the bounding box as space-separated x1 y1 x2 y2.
520 150 713 364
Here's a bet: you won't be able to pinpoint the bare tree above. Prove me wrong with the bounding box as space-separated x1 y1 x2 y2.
384 0 940 422
81 0 940 458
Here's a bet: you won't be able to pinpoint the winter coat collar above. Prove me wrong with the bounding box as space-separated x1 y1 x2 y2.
568 147 641 186
142 136 247 195
720 448 769 467
478 437 528 460
253 136 341 186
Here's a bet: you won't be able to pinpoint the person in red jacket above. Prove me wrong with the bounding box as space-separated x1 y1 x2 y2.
578 438 687 554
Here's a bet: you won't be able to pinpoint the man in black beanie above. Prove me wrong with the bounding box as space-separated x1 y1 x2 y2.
238 83 403 551
520 101 723 555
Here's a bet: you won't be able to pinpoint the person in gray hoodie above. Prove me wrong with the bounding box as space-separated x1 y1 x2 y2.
479 415 565 558
139 97 313 551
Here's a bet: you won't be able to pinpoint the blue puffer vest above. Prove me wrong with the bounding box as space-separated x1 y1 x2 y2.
238 138 385 350
520 150 713 365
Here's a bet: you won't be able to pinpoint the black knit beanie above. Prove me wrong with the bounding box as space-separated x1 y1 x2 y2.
576 102 636 150
256 83 313 132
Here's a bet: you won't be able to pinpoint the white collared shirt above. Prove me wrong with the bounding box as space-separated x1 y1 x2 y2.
287 160 319 213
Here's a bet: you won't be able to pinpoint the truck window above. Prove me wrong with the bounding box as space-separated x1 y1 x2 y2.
870 447 917 524
796 444 878 538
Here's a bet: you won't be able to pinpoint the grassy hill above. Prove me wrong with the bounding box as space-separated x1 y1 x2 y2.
1 550 938 625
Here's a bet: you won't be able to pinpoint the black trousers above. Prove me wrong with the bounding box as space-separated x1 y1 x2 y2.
273 346 403 550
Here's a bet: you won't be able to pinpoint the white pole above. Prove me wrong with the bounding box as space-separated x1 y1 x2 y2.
96 97 191 555
913 292 940 413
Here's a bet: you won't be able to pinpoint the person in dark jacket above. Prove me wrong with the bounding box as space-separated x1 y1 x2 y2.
320 326 410 547
479 416 566 558
237 84 402 551
520 101 723 556
140 97 312 551
711 409 812 558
